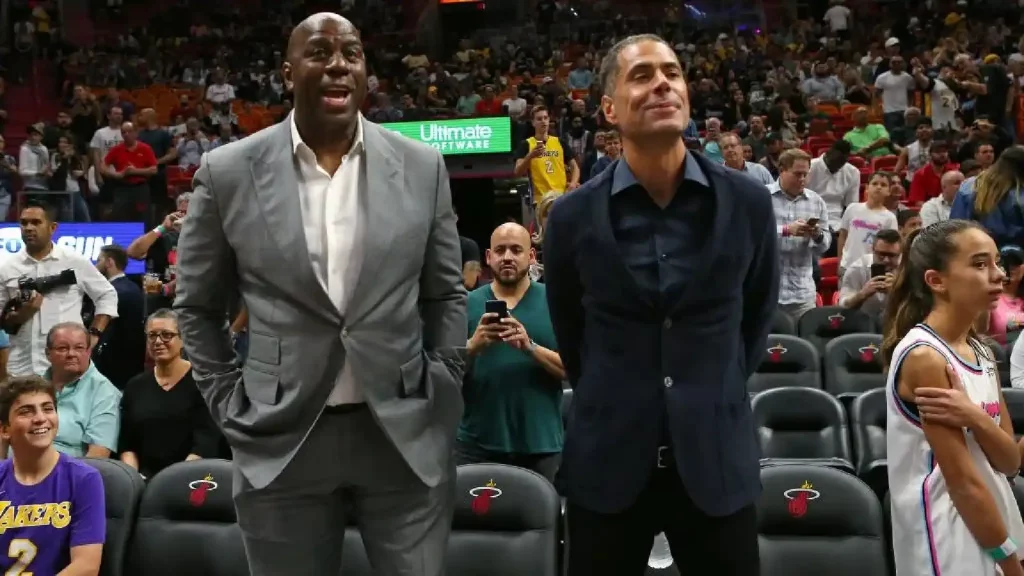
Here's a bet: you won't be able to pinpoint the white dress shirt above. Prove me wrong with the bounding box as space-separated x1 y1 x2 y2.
919 195 952 227
806 157 861 231
290 114 366 405
0 243 119 376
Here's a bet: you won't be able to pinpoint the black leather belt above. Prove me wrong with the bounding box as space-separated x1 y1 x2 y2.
323 403 367 415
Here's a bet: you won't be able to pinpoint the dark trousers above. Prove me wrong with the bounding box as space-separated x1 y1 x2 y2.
566 454 759 576
111 182 150 224
453 439 560 483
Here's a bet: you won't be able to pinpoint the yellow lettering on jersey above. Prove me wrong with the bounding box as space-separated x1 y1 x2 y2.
0 502 71 534
11 507 30 529
49 503 70 529
0 503 14 535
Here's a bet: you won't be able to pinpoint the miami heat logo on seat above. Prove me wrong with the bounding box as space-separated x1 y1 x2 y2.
828 313 845 330
767 343 788 363
469 479 502 515
188 474 219 507
784 480 820 518
858 343 879 363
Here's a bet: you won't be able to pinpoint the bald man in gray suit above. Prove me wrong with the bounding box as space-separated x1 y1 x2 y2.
173 13 467 576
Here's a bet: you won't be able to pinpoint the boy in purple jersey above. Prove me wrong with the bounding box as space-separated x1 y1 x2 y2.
0 376 105 575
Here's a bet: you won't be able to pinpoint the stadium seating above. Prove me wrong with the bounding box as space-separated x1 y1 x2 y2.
849 389 887 498
989 341 1011 386
758 465 890 576
770 309 797 335
1012 477 1024 521
798 307 875 355
749 334 821 394
1003 388 1024 439
882 491 894 576
823 333 885 403
128 459 249 576
82 459 145 576
752 387 854 473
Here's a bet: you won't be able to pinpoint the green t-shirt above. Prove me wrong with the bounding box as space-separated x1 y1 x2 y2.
457 282 564 454
843 124 891 158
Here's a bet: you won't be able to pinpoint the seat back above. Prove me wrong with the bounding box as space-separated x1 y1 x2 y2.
752 387 852 470
748 335 821 395
758 465 889 576
824 333 885 399
989 341 1011 386
797 307 874 355
771 309 797 335
1003 388 1024 439
448 464 561 575
849 389 888 497
82 459 145 576
129 460 248 576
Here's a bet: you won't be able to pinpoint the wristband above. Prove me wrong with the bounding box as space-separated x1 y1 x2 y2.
986 537 1017 561
153 225 166 237
782 225 790 237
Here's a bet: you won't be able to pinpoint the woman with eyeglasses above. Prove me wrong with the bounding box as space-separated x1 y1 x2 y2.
118 309 221 479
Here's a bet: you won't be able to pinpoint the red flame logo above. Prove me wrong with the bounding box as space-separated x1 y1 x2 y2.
768 344 787 363
859 345 877 363
469 480 501 516
785 481 820 518
828 314 843 329
188 475 218 508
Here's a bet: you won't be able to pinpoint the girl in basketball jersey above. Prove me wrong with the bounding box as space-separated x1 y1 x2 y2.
883 220 1024 576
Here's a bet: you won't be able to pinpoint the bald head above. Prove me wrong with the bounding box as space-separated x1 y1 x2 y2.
490 222 531 248
940 170 964 200
487 223 533 287
287 13 358 59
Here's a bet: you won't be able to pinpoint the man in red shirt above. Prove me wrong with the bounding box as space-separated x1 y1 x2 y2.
474 85 503 116
907 138 957 206
102 121 158 224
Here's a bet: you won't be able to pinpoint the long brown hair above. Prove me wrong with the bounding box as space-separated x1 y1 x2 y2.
972 146 1024 217
882 219 985 366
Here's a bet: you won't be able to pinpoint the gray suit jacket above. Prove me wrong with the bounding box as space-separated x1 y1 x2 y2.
174 116 467 490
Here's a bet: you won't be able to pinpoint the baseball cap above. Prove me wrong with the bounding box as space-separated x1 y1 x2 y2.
884 37 900 48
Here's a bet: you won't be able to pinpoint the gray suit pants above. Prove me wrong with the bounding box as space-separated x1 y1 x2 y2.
233 405 456 575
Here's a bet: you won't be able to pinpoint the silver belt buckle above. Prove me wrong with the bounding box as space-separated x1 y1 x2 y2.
657 446 670 469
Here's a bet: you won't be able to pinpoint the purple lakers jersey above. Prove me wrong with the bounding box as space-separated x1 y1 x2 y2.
0 453 105 574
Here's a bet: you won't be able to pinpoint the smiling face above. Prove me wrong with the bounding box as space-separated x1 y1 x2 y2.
601 38 690 145
282 13 366 135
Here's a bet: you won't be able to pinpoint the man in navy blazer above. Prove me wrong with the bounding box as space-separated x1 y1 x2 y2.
544 35 779 575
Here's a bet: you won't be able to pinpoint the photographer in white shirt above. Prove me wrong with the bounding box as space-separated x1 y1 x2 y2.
838 229 902 321
0 202 118 376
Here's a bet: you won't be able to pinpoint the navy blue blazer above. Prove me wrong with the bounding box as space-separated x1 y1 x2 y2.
543 152 780 516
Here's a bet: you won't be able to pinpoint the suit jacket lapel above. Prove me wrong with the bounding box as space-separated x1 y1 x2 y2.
249 117 341 323
346 122 403 323
591 164 657 309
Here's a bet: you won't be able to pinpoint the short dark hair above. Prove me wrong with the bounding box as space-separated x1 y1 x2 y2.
875 229 902 245
0 376 55 426
604 128 620 140
897 208 920 228
829 139 853 155
21 200 58 223
100 244 128 271
598 34 672 97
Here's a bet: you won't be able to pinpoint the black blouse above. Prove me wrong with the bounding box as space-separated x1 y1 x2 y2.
118 369 222 478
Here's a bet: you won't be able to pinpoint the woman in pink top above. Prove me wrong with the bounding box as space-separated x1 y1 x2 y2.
986 245 1024 345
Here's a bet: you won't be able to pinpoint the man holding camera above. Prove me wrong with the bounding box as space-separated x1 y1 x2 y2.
0 202 118 377
838 229 902 322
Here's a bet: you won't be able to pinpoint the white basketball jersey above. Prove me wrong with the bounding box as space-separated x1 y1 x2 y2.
886 324 1024 576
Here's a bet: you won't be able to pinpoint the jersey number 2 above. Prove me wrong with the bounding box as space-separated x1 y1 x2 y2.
6 539 36 576
544 159 555 174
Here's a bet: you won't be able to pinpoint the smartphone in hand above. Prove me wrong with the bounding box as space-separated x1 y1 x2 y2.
484 300 509 323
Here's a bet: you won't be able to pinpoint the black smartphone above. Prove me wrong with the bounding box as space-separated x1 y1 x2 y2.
484 300 508 323
870 263 887 279
806 218 820 228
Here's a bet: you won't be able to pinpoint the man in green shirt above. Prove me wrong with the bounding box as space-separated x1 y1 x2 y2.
842 106 894 158
456 223 566 482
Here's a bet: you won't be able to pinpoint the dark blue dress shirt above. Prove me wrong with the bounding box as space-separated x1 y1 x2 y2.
609 152 714 308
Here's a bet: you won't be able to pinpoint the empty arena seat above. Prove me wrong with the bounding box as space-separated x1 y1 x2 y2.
797 307 875 355
749 334 821 395
883 491 895 576
1003 388 1024 439
82 458 145 576
849 389 887 498
129 459 249 576
758 465 889 576
752 387 853 472
824 333 885 400
771 309 797 335
344 464 562 575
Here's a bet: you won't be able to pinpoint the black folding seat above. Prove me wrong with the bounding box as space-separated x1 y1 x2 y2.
1003 388 1024 440
797 306 874 356
343 463 562 576
849 388 888 498
989 340 1011 387
748 334 821 395
129 459 248 576
752 387 853 472
759 465 890 576
82 458 145 576
771 309 797 335
824 333 885 413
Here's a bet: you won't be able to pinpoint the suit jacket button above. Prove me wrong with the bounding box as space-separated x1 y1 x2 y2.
663 318 672 329
663 377 673 388
341 328 349 337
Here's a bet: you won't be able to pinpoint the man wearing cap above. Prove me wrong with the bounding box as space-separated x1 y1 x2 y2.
758 132 784 179
18 124 50 193
873 37 902 79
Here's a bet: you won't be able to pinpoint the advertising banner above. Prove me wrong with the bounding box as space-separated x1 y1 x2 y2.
379 117 512 155
0 222 147 274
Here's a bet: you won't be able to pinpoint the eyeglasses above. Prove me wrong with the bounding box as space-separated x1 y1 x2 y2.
50 345 88 355
145 331 179 343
